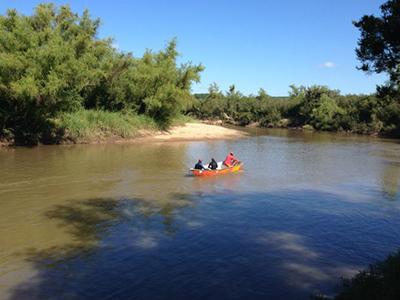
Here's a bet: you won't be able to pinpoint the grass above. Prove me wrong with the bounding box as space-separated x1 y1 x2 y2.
52 110 197 143
171 114 196 126
54 110 158 142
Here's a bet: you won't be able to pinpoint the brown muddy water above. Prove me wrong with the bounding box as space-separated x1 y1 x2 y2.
0 128 400 299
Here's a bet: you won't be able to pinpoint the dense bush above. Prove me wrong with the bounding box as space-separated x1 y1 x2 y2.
192 83 399 137
0 4 203 144
192 83 292 127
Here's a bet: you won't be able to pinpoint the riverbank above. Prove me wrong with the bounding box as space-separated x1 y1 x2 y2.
0 122 248 147
201 118 389 138
66 122 248 144
82 122 248 144
132 122 248 143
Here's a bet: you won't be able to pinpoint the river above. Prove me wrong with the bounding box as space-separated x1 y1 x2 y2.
0 128 400 299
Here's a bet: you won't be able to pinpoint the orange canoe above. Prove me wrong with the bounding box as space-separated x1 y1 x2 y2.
190 162 243 177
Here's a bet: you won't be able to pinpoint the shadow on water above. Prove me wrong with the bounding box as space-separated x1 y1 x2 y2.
19 198 121 269
8 189 400 300
14 195 193 266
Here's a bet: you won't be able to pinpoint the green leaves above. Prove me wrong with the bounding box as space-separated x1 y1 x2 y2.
335 250 400 300
10 75 39 100
354 0 400 101
310 95 344 131
354 0 400 75
0 3 111 143
0 4 203 144
353 0 400 136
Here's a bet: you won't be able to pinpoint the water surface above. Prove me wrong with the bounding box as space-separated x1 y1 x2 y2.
0 129 400 299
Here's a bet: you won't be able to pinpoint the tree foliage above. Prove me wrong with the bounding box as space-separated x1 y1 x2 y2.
353 0 400 137
0 4 203 144
314 250 400 300
193 84 399 136
354 0 400 82
310 95 344 130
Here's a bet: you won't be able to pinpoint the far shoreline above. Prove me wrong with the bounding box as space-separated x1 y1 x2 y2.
2 120 398 148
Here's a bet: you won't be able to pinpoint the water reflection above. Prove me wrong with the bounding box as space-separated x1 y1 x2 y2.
381 161 400 200
378 148 400 200
257 231 360 292
20 195 194 266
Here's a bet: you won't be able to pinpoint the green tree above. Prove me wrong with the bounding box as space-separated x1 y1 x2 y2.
199 83 226 119
354 0 400 136
0 4 204 143
137 40 204 126
288 85 340 125
99 39 204 126
0 4 113 143
256 88 270 100
310 94 344 130
354 0 400 87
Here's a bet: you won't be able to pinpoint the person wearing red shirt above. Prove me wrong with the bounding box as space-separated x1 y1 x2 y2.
223 152 239 167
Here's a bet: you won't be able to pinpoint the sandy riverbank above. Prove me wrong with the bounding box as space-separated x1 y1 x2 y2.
127 122 248 143
0 122 248 147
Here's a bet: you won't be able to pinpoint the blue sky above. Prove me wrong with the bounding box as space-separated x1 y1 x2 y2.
1 0 387 95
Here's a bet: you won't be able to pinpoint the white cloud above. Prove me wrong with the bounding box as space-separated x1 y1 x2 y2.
111 42 119 49
320 61 336 68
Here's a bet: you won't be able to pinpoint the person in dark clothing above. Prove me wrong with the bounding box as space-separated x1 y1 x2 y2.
208 158 218 170
194 159 205 170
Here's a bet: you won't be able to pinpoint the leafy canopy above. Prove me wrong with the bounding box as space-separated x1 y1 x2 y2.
0 3 204 143
354 0 400 92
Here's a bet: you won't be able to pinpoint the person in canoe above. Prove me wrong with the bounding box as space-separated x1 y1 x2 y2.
223 152 239 167
208 158 218 170
194 159 206 170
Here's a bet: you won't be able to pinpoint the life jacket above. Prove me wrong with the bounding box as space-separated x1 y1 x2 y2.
224 154 234 166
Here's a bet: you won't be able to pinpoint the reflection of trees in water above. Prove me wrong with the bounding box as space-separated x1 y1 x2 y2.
22 195 194 267
8 193 195 300
381 161 400 200
247 128 375 144
379 148 400 200
22 198 121 266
